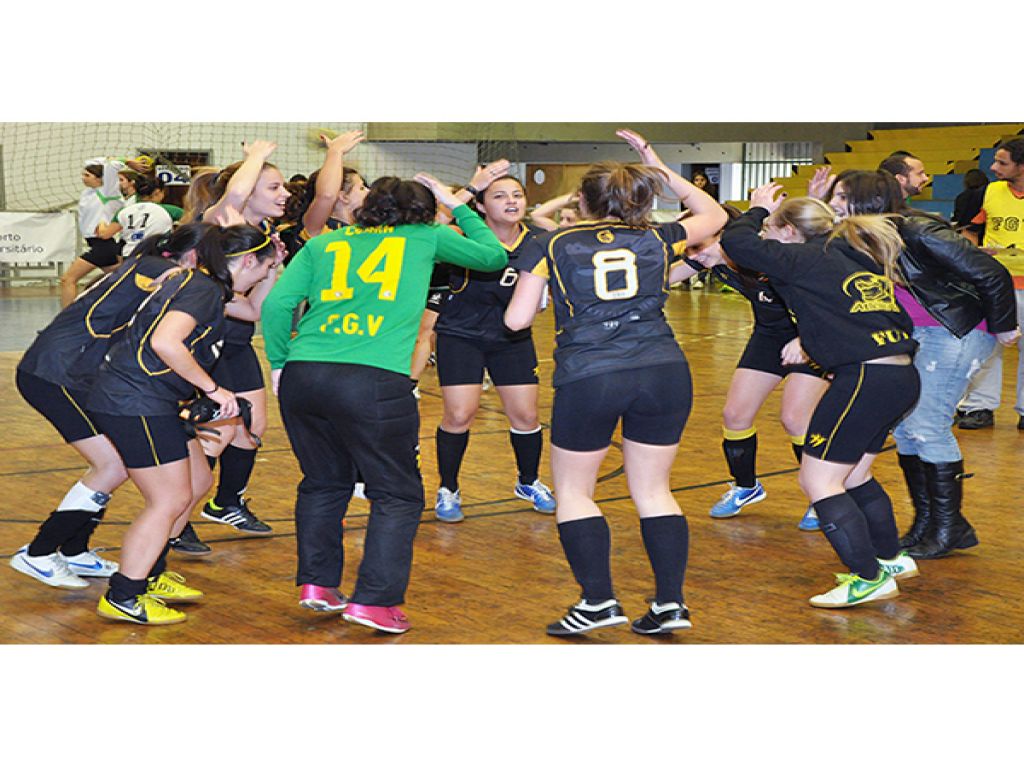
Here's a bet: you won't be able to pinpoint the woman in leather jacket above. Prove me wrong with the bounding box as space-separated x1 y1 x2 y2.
830 170 1020 559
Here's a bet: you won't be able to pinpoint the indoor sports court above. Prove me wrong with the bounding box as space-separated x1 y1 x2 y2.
2 121 1023 644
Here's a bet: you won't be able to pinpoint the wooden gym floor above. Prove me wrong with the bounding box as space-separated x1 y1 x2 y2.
2 285 1023 645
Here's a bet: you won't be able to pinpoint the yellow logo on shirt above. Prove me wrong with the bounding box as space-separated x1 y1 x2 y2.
597 231 615 244
842 272 899 313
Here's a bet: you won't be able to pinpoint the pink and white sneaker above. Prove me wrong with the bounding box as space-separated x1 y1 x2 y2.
299 584 349 612
342 603 411 634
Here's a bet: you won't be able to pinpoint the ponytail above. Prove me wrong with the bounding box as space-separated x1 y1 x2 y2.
830 214 904 284
580 162 665 227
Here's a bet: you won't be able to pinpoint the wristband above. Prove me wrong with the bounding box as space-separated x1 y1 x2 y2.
465 184 480 196
202 383 219 395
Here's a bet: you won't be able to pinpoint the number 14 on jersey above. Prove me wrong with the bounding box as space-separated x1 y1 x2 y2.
320 237 405 303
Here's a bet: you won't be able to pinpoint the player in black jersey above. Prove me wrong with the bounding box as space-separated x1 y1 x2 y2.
179 141 290 544
505 129 728 636
11 228 202 590
432 163 557 522
89 223 277 625
721 185 922 609
685 207 830 531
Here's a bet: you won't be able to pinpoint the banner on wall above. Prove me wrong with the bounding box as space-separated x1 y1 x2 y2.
0 211 77 264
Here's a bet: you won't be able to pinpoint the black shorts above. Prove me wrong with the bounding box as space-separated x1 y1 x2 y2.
81 237 122 269
737 330 821 379
16 369 100 444
426 288 449 312
211 343 265 393
90 412 191 469
436 333 539 387
550 361 692 452
803 362 920 464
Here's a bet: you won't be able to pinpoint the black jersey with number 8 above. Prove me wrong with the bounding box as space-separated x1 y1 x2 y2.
518 221 689 387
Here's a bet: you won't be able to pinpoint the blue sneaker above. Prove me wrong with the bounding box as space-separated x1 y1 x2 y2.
514 479 556 513
435 487 463 523
798 505 820 531
709 481 766 519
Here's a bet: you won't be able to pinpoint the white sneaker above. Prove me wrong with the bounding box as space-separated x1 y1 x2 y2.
412 386 421 400
809 572 898 609
10 547 90 589
64 549 119 578
353 482 367 500
878 551 919 581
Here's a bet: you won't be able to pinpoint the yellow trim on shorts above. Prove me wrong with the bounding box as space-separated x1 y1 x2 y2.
140 416 161 466
723 426 757 441
822 364 865 460
789 433 806 446
60 386 99 436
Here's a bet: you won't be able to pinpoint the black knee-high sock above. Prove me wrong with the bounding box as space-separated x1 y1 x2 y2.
213 445 257 508
509 428 542 486
28 510 96 557
148 542 172 579
640 515 689 605
60 509 106 556
722 432 757 488
847 478 900 560
814 493 881 580
557 517 614 603
436 427 469 492
108 572 148 603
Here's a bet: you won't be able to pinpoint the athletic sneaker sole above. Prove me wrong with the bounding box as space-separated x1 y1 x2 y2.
547 615 630 637
709 489 767 519
200 510 274 535
513 488 556 514
96 606 187 626
341 613 410 634
631 617 693 635
10 557 90 590
169 546 213 557
808 585 899 609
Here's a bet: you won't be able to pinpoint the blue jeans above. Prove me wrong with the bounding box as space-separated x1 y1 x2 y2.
893 326 996 463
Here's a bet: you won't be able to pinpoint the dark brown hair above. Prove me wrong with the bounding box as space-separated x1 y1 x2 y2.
579 162 665 227
355 177 436 227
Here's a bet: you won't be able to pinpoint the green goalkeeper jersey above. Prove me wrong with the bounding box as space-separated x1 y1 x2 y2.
262 204 506 375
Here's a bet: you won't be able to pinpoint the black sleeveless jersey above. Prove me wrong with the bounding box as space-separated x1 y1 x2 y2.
18 254 176 390
712 265 798 336
518 220 689 387
435 222 543 343
87 270 227 416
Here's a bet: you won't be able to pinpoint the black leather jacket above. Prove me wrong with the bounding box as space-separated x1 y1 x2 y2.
897 213 1016 338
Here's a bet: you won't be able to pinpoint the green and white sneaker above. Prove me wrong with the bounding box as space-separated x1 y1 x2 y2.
809 571 898 609
878 551 919 581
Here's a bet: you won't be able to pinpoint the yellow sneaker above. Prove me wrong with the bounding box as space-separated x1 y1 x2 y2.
147 571 204 603
97 593 187 625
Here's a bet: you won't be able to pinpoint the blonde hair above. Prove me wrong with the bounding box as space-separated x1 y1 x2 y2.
830 214 904 284
767 197 836 240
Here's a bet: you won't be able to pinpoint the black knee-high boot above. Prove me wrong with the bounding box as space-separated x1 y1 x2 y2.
897 454 932 549
907 460 978 559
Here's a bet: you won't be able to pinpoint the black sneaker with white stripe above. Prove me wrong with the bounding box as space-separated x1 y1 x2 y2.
201 499 273 535
631 602 692 634
546 598 629 636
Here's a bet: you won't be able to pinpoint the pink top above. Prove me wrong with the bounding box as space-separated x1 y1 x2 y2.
895 285 988 333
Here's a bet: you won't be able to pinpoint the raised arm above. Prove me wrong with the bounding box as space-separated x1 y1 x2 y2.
302 130 365 237
203 141 277 223
415 172 507 272
617 128 727 243
451 159 512 207
719 184 803 279
529 192 577 231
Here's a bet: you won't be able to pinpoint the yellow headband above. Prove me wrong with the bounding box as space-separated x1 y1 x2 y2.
224 235 272 259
